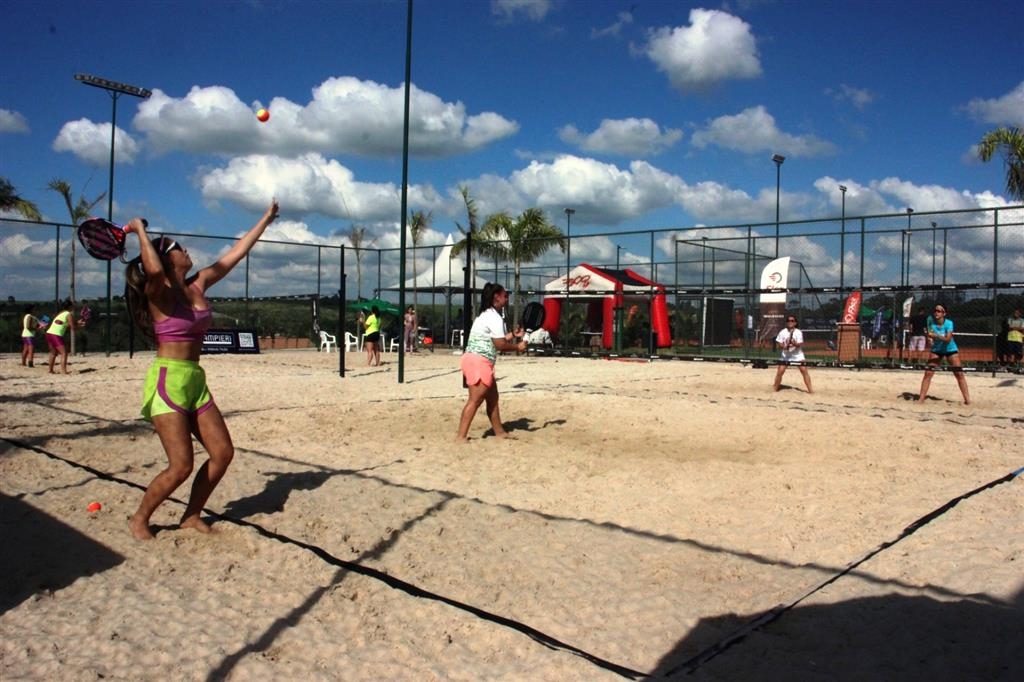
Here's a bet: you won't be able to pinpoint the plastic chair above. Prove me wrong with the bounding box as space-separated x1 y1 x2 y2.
319 330 337 352
344 332 362 352
450 329 464 347
382 334 399 353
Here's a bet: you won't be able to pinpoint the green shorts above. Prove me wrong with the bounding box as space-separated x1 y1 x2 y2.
141 358 214 421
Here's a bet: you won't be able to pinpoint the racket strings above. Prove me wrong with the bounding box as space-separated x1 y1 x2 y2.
78 220 127 261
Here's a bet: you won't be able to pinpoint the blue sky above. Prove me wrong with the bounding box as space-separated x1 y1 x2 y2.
2 0 1022 297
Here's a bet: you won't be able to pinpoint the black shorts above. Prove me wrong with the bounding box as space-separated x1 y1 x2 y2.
930 350 958 358
365 331 380 343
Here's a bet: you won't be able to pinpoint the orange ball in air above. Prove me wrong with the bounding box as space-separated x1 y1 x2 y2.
256 108 270 122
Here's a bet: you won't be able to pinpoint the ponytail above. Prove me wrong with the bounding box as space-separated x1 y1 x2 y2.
124 256 155 340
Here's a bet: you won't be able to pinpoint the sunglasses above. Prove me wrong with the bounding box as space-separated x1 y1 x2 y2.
787 318 797 322
933 309 945 314
157 238 182 255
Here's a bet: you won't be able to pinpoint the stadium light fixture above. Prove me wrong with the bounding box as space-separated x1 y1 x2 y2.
75 73 151 356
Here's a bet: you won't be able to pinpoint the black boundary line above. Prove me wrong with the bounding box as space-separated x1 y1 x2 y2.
1 437 648 680
662 464 1024 677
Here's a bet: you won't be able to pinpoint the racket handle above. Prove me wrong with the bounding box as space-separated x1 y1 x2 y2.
122 218 148 233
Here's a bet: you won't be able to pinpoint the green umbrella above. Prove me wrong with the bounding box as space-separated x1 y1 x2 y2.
347 298 401 316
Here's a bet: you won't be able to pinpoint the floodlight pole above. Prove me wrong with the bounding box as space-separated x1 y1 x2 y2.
772 154 785 258
75 74 151 356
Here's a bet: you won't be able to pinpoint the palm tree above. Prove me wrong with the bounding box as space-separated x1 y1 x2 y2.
478 207 565 323
345 223 375 299
408 210 431 308
449 185 481 287
977 126 1024 202
0 178 42 221
48 178 106 355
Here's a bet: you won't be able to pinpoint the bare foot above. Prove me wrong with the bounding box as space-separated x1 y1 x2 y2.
493 431 517 440
179 515 213 534
454 436 469 444
129 515 155 540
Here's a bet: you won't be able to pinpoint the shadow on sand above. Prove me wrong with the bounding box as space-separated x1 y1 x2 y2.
0 492 124 614
650 589 1023 679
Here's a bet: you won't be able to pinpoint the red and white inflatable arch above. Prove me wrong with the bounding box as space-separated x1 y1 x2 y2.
541 264 672 349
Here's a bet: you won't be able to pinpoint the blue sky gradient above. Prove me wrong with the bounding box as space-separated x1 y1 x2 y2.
2 0 1021 261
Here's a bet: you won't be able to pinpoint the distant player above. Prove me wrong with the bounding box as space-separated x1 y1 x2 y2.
773 314 813 394
917 305 970 405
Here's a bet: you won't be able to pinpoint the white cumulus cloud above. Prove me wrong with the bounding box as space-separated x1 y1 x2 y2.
644 9 761 93
133 78 518 159
491 0 551 23
559 118 683 157
0 108 29 134
52 119 141 166
496 155 684 225
197 153 445 224
691 106 837 157
963 81 1024 127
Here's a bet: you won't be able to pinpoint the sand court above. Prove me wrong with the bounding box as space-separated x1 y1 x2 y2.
1 351 1021 680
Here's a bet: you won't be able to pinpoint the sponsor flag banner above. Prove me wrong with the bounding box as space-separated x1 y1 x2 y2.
902 295 914 319
840 291 862 324
757 257 790 346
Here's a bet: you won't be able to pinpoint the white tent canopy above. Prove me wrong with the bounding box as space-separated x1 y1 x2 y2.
383 233 489 293
380 234 489 344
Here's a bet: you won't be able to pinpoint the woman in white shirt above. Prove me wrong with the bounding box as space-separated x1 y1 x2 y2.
455 283 528 441
773 314 813 393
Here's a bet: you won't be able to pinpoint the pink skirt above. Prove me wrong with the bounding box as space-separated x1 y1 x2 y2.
460 353 495 387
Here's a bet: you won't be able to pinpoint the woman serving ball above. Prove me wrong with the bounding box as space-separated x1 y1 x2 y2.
123 200 279 540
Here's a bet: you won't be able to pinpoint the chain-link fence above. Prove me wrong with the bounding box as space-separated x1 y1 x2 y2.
3 205 1022 364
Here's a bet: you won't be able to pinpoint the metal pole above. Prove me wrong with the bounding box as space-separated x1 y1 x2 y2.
930 222 936 286
942 228 948 284
339 245 346 378
564 207 574 349
54 225 60 303
102 94 117 355
839 185 847 291
905 208 913 288
859 218 866 289
397 0 414 384
772 154 785 258
76 74 151 355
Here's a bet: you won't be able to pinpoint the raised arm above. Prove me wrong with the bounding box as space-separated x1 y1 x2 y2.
196 200 280 289
126 218 168 299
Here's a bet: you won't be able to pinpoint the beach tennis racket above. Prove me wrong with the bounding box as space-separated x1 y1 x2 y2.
77 217 146 261
520 301 546 350
79 305 93 325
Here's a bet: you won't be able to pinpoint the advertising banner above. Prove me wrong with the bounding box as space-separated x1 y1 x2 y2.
840 291 863 324
757 257 790 346
201 328 260 354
